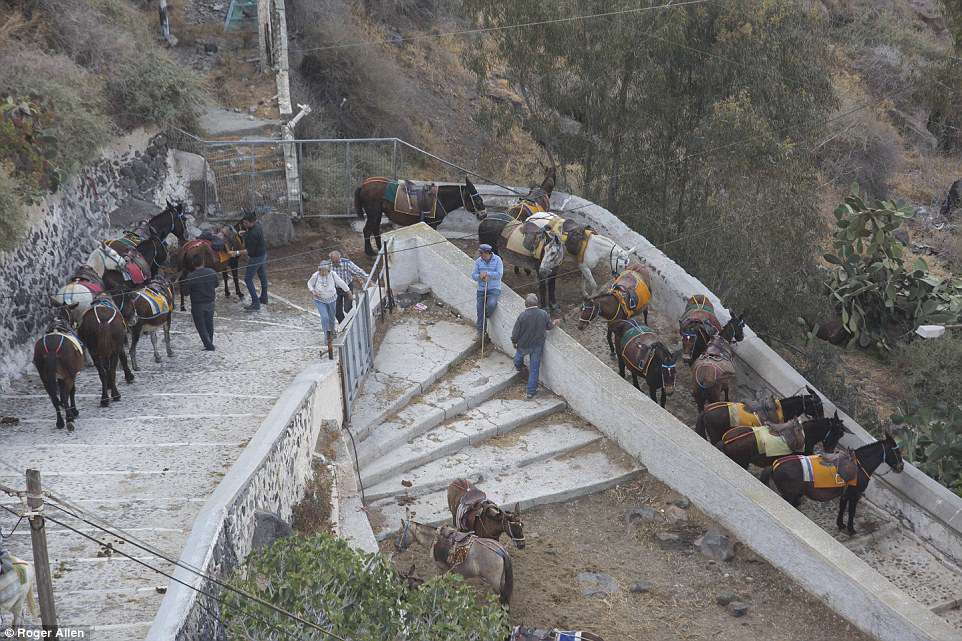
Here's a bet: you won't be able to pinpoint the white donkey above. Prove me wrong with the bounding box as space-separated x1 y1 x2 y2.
0 557 37 630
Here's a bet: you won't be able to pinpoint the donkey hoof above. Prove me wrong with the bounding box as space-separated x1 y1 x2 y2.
111 393 121 402
166 350 175 358
100 399 110 408
154 355 163 363
66 421 75 432
847 527 857 536
125 374 135 384
68 409 80 419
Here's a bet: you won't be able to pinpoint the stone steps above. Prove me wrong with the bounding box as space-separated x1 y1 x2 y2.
348 317 480 441
359 396 567 489
355 350 520 467
367 439 640 541
365 419 603 502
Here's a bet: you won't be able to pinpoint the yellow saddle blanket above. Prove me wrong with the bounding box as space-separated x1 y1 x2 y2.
751 425 793 457
612 268 651 314
804 455 859 488
503 212 562 258
706 401 784 428
138 286 171 318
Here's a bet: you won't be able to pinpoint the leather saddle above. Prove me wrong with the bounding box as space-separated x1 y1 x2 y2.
407 182 437 219
69 266 106 291
746 397 781 423
817 447 859 484
198 230 226 252
520 220 548 252
433 527 475 567
704 337 732 361
766 418 805 453
457 487 491 532
521 188 549 210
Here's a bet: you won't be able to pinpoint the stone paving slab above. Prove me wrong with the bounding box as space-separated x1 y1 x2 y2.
370 441 640 540
356 351 520 466
365 420 602 502
350 318 479 440
0 469 226 502
1 526 186 567
360 396 566 488
0 444 246 474
2 394 277 422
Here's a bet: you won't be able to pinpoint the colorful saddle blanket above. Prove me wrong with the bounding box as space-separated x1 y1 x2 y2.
705 400 784 427
43 331 84 356
508 200 546 222
681 295 722 333
504 211 562 258
746 422 800 457
69 266 106 293
386 180 438 219
137 286 171 319
611 267 651 314
782 454 859 488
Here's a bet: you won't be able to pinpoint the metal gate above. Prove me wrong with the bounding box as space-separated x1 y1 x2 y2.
336 238 394 421
167 130 489 221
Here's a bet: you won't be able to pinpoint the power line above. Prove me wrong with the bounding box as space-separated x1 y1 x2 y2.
288 0 716 54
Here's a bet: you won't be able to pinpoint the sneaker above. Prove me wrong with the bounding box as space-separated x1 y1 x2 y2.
524 392 536 400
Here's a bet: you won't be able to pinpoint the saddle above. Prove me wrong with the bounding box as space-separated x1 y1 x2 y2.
197 230 226 252
504 212 561 258
703 337 733 361
69 267 105 293
560 218 593 262
521 188 549 210
744 397 784 423
137 285 172 319
765 418 805 453
680 296 722 335
394 181 438 219
434 528 475 568
611 268 650 313
619 324 657 371
817 448 859 485
457 486 491 532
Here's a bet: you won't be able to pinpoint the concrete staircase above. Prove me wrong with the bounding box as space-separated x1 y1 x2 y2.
346 316 640 543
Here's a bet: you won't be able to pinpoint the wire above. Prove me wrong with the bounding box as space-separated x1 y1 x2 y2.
288 0 716 54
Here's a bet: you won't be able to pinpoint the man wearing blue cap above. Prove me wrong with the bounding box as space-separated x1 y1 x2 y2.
471 243 503 338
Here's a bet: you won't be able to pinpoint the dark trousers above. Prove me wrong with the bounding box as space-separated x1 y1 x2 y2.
244 253 268 308
335 289 354 323
191 303 215 349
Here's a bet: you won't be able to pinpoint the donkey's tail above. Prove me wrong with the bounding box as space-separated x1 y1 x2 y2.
354 186 365 219
38 349 61 406
500 553 513 606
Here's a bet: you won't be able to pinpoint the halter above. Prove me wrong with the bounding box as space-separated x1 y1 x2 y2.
461 185 484 215
501 512 525 545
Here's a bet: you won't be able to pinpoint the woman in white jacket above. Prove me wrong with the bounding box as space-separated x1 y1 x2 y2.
308 261 352 352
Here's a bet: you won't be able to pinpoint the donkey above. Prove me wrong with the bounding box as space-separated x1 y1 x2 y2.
766 433 904 535
129 275 175 371
77 294 134 407
446 479 525 549
695 386 823 445
504 166 556 222
356 177 485 256
718 412 850 471
32 308 84 431
174 226 245 310
396 519 513 605
609 319 680 407
478 212 566 308
678 295 723 365
0 556 37 630
691 316 745 412
577 265 652 355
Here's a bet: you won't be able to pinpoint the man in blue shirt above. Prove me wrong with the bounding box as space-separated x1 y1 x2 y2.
471 243 503 337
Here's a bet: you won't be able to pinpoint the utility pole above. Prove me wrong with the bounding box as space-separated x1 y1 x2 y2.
26 469 57 632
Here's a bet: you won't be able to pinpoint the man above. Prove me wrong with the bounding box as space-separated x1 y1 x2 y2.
185 253 218 351
512 293 560 399
330 250 368 323
471 243 503 337
233 211 268 311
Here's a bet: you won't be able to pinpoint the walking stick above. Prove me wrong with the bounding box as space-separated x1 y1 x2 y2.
480 279 488 359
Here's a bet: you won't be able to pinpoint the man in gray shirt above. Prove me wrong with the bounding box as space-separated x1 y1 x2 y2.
511 293 560 399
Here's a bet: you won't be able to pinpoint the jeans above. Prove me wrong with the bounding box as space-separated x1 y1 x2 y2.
514 345 543 396
314 299 337 340
335 289 353 323
244 253 268 307
191 303 215 349
475 288 501 332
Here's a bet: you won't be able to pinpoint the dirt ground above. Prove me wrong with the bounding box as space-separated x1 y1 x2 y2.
383 480 873 641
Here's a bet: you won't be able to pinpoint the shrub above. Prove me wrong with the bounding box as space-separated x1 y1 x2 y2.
222 533 508 641
895 336 962 409
106 50 204 131
0 49 113 194
893 404 962 497
0 169 25 253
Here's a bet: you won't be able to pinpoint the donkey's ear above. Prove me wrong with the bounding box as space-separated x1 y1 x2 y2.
833 410 839 419
806 385 816 396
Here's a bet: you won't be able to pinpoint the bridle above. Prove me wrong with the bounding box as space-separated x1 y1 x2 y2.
501 512 525 546
460 185 485 217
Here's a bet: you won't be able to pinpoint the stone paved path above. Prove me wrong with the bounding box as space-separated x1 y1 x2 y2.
0 297 320 639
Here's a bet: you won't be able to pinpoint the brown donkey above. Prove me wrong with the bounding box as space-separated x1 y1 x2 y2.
78 294 134 407
129 275 175 371
174 226 245 310
577 265 652 357
32 308 84 431
447 479 525 548
690 315 745 412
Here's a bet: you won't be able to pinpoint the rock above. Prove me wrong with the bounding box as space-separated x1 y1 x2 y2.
664 505 688 524
671 497 691 509
396 292 422 309
258 211 295 247
715 592 737 606
408 282 431 296
653 531 687 551
695 528 735 562
251 512 293 551
893 228 910 246
629 580 653 594
577 572 620 597
625 506 659 524
204 42 219 54
729 601 749 617
247 115 255 121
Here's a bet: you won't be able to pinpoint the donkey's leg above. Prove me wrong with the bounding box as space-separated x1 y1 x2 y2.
231 258 244 299
607 327 615 358
68 382 79 419
165 317 174 357
47 380 64 430
223 268 230 298
631 372 640 391
548 274 558 310
95 359 110 407
129 326 141 372
109 353 121 401
119 346 135 384
60 379 75 432
580 264 597 298
846 492 860 535
179 271 188 312
150 331 162 364
836 494 848 531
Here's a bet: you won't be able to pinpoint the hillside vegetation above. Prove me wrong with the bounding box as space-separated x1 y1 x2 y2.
0 0 205 250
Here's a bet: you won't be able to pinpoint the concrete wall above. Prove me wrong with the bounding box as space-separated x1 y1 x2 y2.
0 130 190 391
386 223 958 641
146 361 343 641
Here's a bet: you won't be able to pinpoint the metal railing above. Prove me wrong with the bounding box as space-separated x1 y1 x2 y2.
166 129 523 221
335 238 395 421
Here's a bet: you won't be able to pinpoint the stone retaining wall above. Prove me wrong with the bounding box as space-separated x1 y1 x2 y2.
146 361 342 641
383 223 958 641
0 130 190 391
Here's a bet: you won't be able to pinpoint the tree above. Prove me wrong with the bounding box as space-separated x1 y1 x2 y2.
221 534 509 641
462 0 838 336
